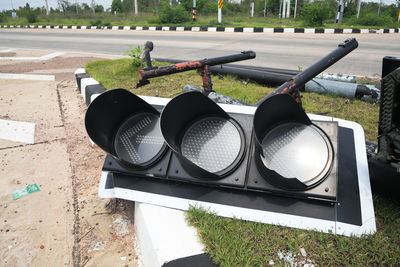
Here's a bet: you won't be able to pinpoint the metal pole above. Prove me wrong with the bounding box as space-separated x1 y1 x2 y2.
134 0 138 15
294 0 297 19
257 38 359 106
357 0 361 18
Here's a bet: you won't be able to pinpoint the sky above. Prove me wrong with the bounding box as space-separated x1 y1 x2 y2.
0 0 398 12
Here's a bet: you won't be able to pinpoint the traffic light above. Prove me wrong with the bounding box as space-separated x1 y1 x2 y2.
86 88 338 201
85 40 364 202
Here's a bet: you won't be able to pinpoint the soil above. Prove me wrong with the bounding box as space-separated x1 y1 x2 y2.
0 56 104 81
0 51 139 266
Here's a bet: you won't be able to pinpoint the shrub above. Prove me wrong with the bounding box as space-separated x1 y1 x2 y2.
0 13 5 23
90 19 102 26
348 13 396 27
301 2 332 27
158 1 190 24
26 11 38 23
124 45 143 67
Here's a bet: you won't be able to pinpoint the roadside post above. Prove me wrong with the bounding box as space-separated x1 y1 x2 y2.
193 0 197 22
218 0 223 23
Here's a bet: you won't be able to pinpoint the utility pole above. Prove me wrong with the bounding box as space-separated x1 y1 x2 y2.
278 0 282 18
357 0 361 18
282 0 286 18
134 0 138 15
286 0 290 18
378 0 382 16
264 0 266 17
44 0 49 15
294 0 297 19
91 0 95 13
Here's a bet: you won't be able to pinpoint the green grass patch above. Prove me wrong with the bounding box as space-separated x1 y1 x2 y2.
85 57 397 266
1 13 398 29
186 195 400 266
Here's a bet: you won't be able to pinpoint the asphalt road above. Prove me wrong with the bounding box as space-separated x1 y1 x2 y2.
1 28 399 76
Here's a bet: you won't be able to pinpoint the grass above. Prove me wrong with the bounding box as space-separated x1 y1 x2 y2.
1 13 398 29
85 57 398 266
186 195 400 266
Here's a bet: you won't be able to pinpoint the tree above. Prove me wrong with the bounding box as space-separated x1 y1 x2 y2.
57 0 70 13
122 0 134 12
94 4 104 13
82 3 91 11
111 0 123 13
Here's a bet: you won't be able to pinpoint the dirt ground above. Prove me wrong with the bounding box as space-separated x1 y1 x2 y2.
0 50 139 266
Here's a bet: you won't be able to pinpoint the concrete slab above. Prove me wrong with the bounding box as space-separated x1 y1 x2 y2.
0 79 65 147
0 119 35 144
0 142 74 266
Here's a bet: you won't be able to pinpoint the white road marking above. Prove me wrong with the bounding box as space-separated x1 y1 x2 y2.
0 73 55 81
0 51 64 61
0 119 35 144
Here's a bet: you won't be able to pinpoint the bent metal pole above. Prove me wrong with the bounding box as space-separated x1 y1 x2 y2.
256 38 359 106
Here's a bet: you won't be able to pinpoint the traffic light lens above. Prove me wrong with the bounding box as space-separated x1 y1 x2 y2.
181 117 243 173
261 123 332 184
114 112 165 166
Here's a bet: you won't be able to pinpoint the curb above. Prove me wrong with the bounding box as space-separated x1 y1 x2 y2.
74 68 216 266
2 24 399 34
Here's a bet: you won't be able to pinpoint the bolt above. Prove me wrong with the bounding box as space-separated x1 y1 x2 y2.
325 187 329 192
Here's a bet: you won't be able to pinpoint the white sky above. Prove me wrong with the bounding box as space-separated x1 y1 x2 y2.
0 0 398 12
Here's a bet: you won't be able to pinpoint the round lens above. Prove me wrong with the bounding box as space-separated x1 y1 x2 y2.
181 117 243 174
114 113 165 166
261 123 332 184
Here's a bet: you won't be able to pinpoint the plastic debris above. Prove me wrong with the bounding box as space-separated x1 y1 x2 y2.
111 214 131 236
12 184 40 200
120 256 127 261
300 247 307 257
91 241 105 251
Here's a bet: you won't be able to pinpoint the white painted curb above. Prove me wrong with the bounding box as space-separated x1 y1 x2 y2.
135 203 204 266
80 78 99 102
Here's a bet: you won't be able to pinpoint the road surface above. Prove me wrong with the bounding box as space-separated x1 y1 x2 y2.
1 28 399 76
